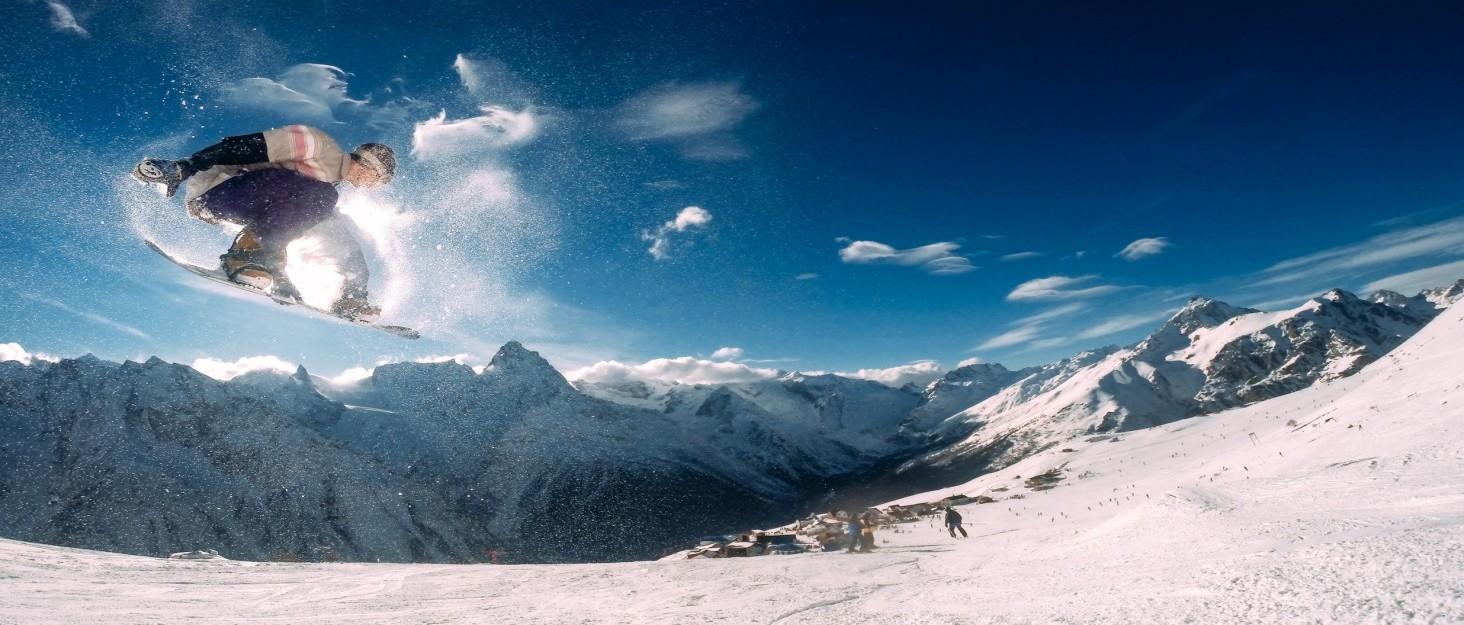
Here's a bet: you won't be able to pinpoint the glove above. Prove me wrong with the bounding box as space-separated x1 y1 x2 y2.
131 158 188 198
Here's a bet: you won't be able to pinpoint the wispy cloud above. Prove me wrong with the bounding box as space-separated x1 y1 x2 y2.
643 206 713 260
1006 275 1121 301
1116 237 1171 261
1361 259 1464 296
795 273 820 281
616 81 759 160
566 357 780 385
1001 252 1044 262
839 361 946 388
1256 215 1464 288
222 64 427 129
975 326 1043 350
1075 310 1175 340
973 303 1087 351
21 294 150 339
838 239 975 276
191 355 297 381
452 54 538 105
412 106 540 159
44 1 87 37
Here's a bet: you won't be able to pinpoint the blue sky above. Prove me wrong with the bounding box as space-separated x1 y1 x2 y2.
4 1 1464 387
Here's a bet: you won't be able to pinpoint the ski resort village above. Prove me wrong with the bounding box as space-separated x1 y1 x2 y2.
1 283 1461 623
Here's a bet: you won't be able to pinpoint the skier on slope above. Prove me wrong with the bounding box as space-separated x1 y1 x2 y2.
132 125 396 321
944 506 967 538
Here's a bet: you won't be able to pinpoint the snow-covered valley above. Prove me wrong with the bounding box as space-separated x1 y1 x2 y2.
1 291 1461 623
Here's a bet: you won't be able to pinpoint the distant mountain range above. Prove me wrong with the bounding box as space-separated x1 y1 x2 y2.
0 281 1457 563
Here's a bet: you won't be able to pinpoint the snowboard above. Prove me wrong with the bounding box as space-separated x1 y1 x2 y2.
146 240 420 339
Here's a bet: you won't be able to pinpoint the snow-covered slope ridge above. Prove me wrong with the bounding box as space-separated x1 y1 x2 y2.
0 295 1458 624
0 283 1455 566
899 284 1456 478
0 342 920 564
0 356 472 563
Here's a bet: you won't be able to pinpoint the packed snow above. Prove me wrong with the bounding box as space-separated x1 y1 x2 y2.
2 303 1461 623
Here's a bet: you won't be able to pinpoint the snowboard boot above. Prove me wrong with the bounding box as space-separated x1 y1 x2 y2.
331 296 381 323
220 229 299 300
132 158 186 198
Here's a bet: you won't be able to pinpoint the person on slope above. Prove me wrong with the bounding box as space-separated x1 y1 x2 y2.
845 512 863 553
944 506 967 538
132 125 396 321
860 512 877 552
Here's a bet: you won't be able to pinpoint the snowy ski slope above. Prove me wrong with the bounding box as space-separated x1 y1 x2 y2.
1 306 1461 623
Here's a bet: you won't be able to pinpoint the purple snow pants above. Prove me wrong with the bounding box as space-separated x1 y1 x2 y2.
192 168 340 249
190 168 370 300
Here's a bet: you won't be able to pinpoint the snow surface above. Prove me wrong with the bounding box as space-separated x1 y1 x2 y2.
2 306 1462 622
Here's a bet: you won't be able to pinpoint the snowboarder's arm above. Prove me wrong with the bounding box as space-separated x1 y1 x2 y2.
179 126 345 182
178 133 269 178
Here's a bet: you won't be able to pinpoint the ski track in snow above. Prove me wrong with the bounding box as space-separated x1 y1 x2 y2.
2 312 1464 623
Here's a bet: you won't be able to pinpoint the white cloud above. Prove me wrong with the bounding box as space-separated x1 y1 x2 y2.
566 357 780 385
0 343 34 365
975 326 1042 350
644 206 713 260
1257 216 1464 288
1117 237 1172 261
328 366 375 386
1019 302 1090 325
1361 259 1464 296
838 240 975 276
839 361 946 388
223 77 335 122
795 273 820 281
617 81 758 140
710 347 744 361
957 357 984 368
222 64 426 129
616 82 758 160
412 107 540 159
1075 310 1174 340
973 303 1088 352
1007 275 1121 301
1027 337 1074 351
1001 252 1044 262
44 1 88 37
222 64 359 124
191 355 297 381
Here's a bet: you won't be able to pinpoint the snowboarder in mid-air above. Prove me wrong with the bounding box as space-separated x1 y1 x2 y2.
132 125 395 322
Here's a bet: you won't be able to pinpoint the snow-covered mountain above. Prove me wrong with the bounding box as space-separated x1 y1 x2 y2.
0 343 923 564
896 283 1461 483
572 371 921 454
0 282 1457 565
0 356 474 563
4 287 1461 623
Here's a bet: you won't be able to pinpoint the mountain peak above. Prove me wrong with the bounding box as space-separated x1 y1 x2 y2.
486 342 572 394
1420 279 1464 307
1167 297 1258 334
490 341 553 370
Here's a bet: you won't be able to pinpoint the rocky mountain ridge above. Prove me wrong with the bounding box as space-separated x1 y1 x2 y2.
0 282 1457 562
